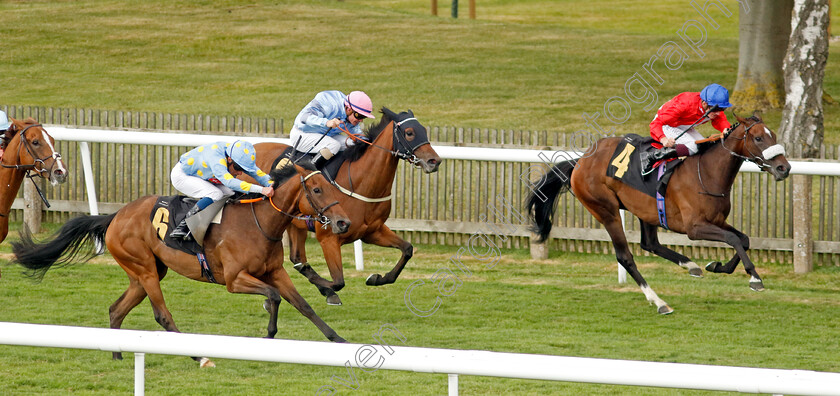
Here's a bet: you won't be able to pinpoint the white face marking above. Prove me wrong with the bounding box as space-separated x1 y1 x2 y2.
40 128 67 175
764 127 772 137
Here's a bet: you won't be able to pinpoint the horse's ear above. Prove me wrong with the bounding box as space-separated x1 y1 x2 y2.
407 109 414 116
733 110 747 124
24 117 37 124
751 109 762 121
381 107 396 120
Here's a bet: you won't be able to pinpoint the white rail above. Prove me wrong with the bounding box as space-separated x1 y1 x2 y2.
42 126 840 273
1 322 839 396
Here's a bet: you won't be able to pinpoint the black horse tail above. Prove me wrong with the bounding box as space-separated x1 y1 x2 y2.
11 213 117 280
526 160 576 242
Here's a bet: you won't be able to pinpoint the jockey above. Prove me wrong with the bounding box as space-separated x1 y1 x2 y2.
169 140 274 239
640 83 733 174
289 90 375 169
0 110 10 158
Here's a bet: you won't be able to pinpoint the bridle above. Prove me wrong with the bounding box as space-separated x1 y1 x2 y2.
1 123 62 211
1 124 62 174
720 118 786 171
339 114 431 168
249 170 340 241
696 118 786 197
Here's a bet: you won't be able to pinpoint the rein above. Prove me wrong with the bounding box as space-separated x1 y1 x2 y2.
247 170 339 241
697 119 786 197
333 116 430 202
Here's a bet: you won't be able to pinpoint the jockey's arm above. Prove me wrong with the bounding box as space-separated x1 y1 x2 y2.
209 159 265 194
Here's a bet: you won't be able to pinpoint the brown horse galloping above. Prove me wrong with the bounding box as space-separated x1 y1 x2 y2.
527 114 791 314
0 118 68 278
253 108 441 305
11 163 351 367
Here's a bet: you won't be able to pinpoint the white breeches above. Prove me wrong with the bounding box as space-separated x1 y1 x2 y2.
170 162 234 201
289 127 357 155
662 125 704 154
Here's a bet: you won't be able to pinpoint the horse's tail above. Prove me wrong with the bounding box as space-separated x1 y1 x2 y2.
11 213 117 280
526 159 576 242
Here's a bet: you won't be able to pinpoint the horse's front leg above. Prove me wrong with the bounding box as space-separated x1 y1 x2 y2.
362 225 413 287
705 224 750 275
688 222 763 291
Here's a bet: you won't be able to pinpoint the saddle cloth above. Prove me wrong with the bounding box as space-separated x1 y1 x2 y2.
606 134 682 199
149 196 223 256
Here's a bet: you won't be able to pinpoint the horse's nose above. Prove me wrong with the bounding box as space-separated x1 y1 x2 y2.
334 219 351 234
52 168 67 184
424 157 442 173
776 164 791 179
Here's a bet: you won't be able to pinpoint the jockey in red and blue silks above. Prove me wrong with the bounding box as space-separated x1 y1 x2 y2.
168 140 274 239
640 83 733 174
289 90 375 169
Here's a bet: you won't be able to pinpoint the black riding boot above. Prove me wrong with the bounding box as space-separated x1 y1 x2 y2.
310 153 328 170
640 147 680 175
169 204 202 239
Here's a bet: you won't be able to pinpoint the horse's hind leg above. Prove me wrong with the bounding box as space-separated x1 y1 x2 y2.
639 220 702 277
362 225 412 287
109 277 148 360
578 191 673 314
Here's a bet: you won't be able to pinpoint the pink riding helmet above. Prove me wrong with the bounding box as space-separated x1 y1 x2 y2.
345 91 375 119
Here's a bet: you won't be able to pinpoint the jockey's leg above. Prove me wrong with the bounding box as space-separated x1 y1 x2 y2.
169 163 229 239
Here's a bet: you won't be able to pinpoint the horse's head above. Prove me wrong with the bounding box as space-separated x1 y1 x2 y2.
5 118 67 185
725 113 791 181
292 163 351 234
380 107 441 173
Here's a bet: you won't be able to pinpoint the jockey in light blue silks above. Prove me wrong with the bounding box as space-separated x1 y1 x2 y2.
169 140 274 239
0 110 11 159
289 90 375 169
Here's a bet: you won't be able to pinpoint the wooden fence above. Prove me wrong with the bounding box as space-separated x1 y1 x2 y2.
5 105 840 266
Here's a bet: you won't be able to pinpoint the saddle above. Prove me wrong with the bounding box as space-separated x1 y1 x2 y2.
607 134 685 229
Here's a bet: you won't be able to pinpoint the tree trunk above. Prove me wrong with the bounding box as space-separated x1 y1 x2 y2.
731 0 793 110
779 0 829 158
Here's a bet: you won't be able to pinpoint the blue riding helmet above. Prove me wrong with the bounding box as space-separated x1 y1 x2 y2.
0 111 10 130
225 140 259 174
700 83 732 109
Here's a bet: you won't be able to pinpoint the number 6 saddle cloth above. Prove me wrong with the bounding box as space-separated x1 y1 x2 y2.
606 134 683 199
148 196 225 256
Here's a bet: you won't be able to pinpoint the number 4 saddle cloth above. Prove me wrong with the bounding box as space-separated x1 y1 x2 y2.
606 134 683 199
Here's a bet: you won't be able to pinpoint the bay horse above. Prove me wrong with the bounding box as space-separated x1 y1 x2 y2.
252 107 441 305
527 114 791 314
0 117 67 278
11 163 351 367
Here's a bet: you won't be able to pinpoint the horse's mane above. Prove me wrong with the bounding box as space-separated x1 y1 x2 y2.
343 108 394 162
269 158 317 188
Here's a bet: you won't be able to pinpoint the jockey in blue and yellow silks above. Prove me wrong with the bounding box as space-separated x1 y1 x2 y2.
169 140 274 239
0 110 11 159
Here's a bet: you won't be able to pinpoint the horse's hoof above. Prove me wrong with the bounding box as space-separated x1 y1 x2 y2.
657 305 674 315
705 261 722 273
326 294 343 306
199 357 216 368
113 352 124 361
750 282 765 292
688 267 703 278
330 335 348 343
365 273 382 286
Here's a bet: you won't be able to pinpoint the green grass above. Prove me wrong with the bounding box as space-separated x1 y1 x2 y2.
1 223 839 395
1 0 839 143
